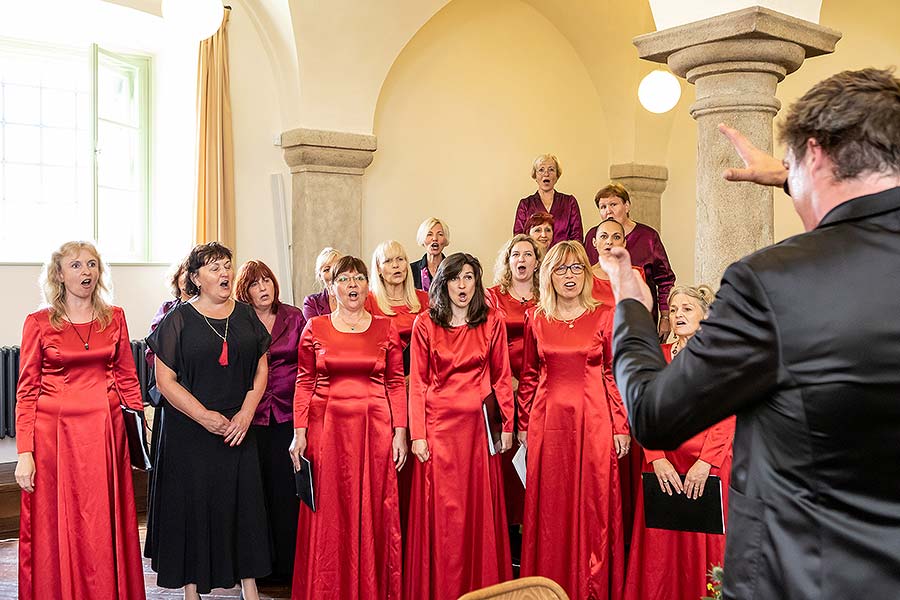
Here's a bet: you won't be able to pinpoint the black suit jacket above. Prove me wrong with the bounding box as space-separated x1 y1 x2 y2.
410 253 444 292
613 186 900 599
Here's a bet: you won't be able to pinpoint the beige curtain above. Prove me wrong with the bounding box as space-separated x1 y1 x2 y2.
195 9 235 250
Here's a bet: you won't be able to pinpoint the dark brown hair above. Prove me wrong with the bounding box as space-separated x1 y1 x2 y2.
429 253 489 329
331 255 369 282
234 260 281 311
594 183 631 208
184 242 232 296
168 258 188 299
779 68 900 180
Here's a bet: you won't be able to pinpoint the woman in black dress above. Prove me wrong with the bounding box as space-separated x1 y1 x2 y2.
146 242 272 600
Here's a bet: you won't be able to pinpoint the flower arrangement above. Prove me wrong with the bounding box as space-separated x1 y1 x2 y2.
701 565 724 600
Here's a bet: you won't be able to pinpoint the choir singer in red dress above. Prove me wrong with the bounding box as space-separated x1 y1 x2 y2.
290 256 408 600
487 234 542 529
517 241 629 600
624 285 735 600
405 252 515 600
15 241 146 600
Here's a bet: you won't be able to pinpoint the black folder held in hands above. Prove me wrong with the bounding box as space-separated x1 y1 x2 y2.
641 473 724 535
482 392 502 456
294 456 316 512
121 406 152 471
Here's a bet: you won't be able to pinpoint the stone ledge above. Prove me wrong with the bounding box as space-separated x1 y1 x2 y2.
634 6 840 64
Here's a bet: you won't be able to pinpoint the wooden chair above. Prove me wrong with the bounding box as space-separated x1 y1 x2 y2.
458 576 569 600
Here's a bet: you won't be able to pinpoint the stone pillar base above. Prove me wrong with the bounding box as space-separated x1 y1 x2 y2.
609 163 668 233
281 128 376 299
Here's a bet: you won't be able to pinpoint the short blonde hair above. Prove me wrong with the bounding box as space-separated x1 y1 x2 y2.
314 247 342 289
537 241 598 319
370 240 422 316
668 284 716 317
40 240 114 330
531 154 562 180
415 217 451 248
493 234 542 297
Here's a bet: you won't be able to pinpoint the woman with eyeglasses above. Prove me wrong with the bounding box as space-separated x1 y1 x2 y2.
289 256 407 600
624 285 735 600
517 241 629 600
513 154 583 245
405 253 515 600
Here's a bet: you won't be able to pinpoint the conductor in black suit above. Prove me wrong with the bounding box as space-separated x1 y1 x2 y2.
601 68 900 599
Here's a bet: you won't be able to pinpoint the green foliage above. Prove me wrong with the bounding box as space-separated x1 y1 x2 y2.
701 564 724 600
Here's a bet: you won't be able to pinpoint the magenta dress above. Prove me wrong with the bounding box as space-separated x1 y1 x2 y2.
513 191 583 245
584 222 675 323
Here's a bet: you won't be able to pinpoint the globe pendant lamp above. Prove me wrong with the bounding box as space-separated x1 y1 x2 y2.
638 70 682 114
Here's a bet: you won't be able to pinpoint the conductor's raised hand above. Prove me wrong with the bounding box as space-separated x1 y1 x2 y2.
718 123 789 186
596 247 653 312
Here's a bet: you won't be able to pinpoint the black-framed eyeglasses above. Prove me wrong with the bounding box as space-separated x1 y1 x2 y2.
552 263 585 275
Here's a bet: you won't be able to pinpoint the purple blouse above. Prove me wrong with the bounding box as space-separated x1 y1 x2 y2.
253 302 306 426
584 221 675 322
301 289 331 330
145 298 181 368
513 190 584 244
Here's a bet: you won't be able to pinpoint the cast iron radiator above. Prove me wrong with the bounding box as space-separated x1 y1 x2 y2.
0 340 150 440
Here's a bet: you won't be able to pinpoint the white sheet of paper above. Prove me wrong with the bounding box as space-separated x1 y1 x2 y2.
512 444 526 488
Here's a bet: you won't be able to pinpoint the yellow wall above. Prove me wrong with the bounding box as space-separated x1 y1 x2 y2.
364 0 609 274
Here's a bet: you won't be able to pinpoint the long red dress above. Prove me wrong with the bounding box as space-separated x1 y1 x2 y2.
292 316 407 600
624 344 735 600
365 289 430 546
15 307 146 600
405 310 514 600
486 285 536 526
517 306 628 600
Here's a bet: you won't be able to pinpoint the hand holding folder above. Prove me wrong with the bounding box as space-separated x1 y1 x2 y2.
641 473 724 535
294 456 316 512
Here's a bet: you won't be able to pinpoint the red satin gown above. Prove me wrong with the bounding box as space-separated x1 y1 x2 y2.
292 316 407 600
365 289 430 543
487 285 536 525
592 268 646 548
405 310 514 600
15 307 146 600
517 306 628 600
624 344 735 600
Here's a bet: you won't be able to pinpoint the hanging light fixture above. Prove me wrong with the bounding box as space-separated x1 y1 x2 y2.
638 70 682 114
162 0 224 41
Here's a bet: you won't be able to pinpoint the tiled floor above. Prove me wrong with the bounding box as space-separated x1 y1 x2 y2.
0 523 291 599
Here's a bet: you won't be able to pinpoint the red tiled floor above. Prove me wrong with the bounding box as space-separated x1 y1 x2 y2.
0 521 291 599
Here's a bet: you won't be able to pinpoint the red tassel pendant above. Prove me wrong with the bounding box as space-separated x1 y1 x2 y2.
218 339 229 366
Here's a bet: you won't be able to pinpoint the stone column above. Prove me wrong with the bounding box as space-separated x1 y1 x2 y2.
609 163 668 233
281 128 376 299
633 7 840 284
